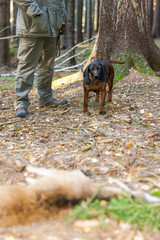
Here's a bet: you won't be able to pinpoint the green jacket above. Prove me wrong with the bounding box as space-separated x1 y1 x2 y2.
13 0 67 37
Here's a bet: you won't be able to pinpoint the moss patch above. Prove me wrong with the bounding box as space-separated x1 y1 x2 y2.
112 48 155 85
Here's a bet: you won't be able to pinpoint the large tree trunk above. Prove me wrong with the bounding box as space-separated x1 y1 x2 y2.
87 0 160 76
0 0 10 68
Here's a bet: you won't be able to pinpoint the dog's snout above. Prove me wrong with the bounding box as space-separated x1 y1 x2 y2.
93 70 99 79
94 75 99 79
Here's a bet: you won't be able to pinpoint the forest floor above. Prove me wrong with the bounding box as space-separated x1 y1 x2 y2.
0 68 160 240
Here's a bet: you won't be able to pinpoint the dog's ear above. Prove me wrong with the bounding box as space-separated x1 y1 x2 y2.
100 65 110 82
83 65 90 85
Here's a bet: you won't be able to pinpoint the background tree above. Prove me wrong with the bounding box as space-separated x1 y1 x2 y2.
152 0 160 38
96 0 100 31
86 0 93 39
10 0 18 37
66 0 76 65
61 0 67 49
76 0 83 44
87 0 160 77
148 0 154 30
0 0 10 68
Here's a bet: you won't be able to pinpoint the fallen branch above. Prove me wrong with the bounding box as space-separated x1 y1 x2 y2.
55 48 92 69
55 37 95 62
55 59 87 72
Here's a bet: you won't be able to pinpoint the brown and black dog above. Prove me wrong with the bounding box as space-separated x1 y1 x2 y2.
83 60 114 115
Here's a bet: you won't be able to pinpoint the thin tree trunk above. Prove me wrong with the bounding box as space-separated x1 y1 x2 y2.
84 0 87 33
152 0 160 38
86 0 92 39
10 0 17 37
96 0 100 32
148 0 153 30
92 0 95 32
0 0 10 68
66 0 76 65
76 0 83 43
61 0 67 49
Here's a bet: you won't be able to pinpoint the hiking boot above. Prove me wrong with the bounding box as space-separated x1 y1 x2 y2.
40 98 68 108
15 108 27 118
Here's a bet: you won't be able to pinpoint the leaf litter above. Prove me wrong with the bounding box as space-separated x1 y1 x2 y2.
0 68 160 239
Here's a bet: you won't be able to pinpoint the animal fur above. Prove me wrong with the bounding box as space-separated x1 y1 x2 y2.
0 167 122 227
1 167 158 227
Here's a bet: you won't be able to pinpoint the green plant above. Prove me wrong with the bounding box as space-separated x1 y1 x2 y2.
107 195 160 231
67 193 160 231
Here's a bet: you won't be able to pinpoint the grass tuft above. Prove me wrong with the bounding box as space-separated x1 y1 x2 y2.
67 194 160 231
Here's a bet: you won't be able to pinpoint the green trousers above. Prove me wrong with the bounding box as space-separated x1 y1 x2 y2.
15 37 57 110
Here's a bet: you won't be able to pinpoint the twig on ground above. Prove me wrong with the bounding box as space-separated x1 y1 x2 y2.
80 139 96 152
0 120 21 126
1 149 32 153
35 124 77 131
131 116 159 129
0 137 20 143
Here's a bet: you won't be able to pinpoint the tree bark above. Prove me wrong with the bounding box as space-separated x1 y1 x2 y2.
0 0 10 68
87 0 160 75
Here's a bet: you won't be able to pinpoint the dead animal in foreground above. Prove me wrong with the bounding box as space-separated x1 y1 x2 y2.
83 60 123 114
0 167 159 227
0 167 120 226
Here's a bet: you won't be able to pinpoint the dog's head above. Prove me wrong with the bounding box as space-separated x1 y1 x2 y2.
83 61 109 85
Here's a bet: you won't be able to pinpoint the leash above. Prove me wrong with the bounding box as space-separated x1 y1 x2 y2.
64 33 77 64
56 33 61 57
56 23 66 57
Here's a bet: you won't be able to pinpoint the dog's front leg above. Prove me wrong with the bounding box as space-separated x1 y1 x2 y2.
99 90 106 115
83 89 89 112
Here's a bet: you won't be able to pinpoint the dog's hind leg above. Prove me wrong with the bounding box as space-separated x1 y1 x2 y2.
99 89 106 115
108 77 113 102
